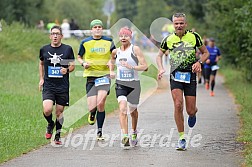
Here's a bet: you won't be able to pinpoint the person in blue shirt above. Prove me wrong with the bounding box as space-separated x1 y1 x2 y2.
204 38 221 96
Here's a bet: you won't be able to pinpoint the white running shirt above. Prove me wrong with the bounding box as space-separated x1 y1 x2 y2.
115 44 139 81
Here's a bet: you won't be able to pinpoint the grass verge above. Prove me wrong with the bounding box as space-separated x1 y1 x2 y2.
220 66 252 166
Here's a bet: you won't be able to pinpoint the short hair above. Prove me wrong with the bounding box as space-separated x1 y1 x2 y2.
50 25 62 34
118 26 132 38
172 13 186 22
209 37 215 42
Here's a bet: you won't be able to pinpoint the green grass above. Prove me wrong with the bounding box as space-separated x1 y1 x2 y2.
0 23 157 163
220 66 252 166
0 20 49 63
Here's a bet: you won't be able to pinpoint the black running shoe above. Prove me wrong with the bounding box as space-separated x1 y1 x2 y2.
97 131 105 141
54 133 62 145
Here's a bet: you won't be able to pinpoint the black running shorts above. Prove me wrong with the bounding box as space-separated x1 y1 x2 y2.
42 90 69 106
170 71 197 96
204 67 217 80
86 76 111 97
115 80 141 105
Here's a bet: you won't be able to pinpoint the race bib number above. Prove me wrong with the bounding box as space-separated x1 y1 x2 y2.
119 69 134 80
174 71 191 83
48 66 63 78
211 65 220 71
95 77 110 87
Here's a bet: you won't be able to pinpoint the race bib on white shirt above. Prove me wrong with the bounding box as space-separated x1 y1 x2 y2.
119 69 134 80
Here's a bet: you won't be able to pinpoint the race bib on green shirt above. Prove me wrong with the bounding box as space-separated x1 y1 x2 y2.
174 71 191 83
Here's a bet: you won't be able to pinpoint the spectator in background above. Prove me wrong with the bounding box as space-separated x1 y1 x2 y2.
37 20 45 31
70 18 79 31
69 18 81 38
0 21 2 32
47 21 56 32
61 19 71 39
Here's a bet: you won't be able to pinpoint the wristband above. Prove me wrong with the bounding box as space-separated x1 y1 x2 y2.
81 62 85 67
67 68 70 73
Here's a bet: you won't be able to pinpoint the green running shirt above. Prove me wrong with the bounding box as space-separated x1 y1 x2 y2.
160 30 203 72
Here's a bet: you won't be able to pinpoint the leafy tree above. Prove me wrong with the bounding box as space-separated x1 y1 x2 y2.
234 1 252 81
204 0 252 81
0 0 44 26
115 0 137 22
133 0 171 34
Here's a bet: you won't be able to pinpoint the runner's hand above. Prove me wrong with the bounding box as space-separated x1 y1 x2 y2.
120 61 132 69
39 79 44 91
158 69 165 80
110 71 115 79
60 67 68 75
192 62 202 73
83 62 90 69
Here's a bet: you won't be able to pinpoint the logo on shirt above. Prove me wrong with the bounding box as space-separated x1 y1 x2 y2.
90 47 105 53
48 52 63 67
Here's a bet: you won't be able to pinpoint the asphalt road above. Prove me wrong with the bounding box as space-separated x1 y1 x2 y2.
0 75 244 167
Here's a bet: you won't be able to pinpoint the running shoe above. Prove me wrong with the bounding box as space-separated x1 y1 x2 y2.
54 133 62 145
210 91 214 96
188 115 197 128
88 113 95 125
122 136 130 147
45 122 55 139
198 78 202 84
205 83 209 90
131 134 138 146
97 131 105 141
176 139 186 151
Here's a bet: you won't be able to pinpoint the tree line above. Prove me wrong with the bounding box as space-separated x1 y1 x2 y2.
0 0 251 81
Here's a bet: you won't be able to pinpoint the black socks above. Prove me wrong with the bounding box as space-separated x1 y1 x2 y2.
97 111 105 132
211 80 215 91
43 113 53 124
56 117 64 135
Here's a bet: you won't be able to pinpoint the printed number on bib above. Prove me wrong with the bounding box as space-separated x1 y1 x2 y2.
119 70 134 80
48 66 63 78
174 71 191 83
95 77 110 87
211 65 220 71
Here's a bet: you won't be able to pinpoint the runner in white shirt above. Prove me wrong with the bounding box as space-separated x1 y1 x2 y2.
109 27 148 147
